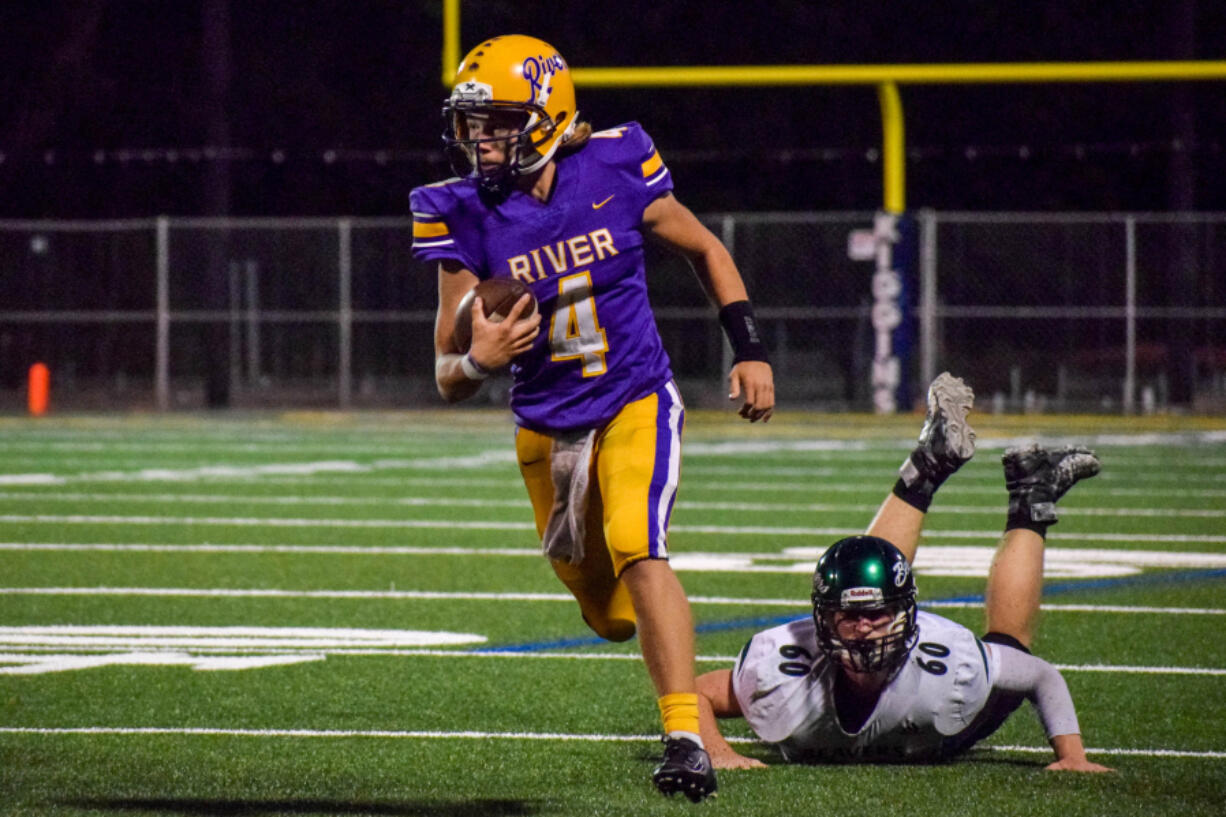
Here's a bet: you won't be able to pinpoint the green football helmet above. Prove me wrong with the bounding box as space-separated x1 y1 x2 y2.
811 535 918 674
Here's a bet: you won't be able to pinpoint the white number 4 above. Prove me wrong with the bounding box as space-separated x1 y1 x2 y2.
549 272 608 377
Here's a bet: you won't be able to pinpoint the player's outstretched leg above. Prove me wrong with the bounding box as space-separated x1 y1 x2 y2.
871 372 976 560
986 445 1101 647
652 735 717 802
1003 444 1101 527
896 372 976 508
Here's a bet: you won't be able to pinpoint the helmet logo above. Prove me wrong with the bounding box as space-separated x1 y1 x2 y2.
842 587 884 605
522 54 565 106
893 559 911 588
453 80 494 104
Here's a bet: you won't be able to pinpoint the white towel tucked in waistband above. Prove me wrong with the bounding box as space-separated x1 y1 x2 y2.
540 429 597 564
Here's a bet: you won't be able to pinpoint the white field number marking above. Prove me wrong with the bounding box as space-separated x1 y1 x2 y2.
673 545 1226 579
0 625 486 675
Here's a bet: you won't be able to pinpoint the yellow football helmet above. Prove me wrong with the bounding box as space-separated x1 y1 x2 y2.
443 35 579 189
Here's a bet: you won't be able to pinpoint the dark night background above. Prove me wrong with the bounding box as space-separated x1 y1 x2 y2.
2 0 1224 218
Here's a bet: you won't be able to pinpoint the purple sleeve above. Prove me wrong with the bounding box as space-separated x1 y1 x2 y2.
627 124 674 205
589 122 674 213
409 183 481 272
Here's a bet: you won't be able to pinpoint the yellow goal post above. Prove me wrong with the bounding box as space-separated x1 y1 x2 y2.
440 0 1226 214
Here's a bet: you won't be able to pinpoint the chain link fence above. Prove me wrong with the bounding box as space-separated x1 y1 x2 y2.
1 212 1223 413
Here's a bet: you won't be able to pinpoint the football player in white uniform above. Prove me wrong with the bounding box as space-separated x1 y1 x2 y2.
696 373 1113 772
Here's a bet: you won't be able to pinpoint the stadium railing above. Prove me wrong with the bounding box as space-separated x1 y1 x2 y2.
1 212 1223 413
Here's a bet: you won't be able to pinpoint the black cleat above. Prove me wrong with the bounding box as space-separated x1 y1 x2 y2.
1003 444 1101 523
899 372 977 492
652 736 717 803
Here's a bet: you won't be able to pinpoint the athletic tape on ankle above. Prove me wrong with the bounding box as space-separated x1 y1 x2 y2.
1006 514 1050 539
658 693 701 737
892 477 934 513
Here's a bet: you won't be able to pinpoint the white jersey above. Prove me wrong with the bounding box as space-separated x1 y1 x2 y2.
732 611 998 762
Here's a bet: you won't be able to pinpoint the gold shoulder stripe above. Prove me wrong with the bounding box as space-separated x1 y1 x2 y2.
640 150 664 179
413 221 450 238
591 127 628 139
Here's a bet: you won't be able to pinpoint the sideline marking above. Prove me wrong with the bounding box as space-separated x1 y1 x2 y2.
0 727 1221 759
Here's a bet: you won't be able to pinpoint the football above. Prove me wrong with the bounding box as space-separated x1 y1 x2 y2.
452 277 538 352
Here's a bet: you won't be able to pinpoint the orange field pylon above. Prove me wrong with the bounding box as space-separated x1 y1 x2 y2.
28 362 49 416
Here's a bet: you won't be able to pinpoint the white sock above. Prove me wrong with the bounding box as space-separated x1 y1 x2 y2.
668 730 704 749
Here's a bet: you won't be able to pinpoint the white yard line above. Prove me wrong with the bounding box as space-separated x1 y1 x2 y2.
6 428 1226 486
18 471 1218 500
681 464 1226 483
0 542 543 556
3 513 1226 543
0 586 580 602
5 469 1226 499
925 601 1226 616
0 491 525 510
0 726 1220 759
0 513 537 531
2 490 1225 518
4 543 1226 582
1 585 1223 616
983 743 1225 759
2 642 1223 677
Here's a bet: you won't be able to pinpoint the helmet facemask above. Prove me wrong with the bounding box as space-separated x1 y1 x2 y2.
814 598 918 675
443 98 559 192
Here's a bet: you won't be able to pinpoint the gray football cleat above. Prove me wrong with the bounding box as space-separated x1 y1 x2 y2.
899 372 977 492
1003 444 1101 523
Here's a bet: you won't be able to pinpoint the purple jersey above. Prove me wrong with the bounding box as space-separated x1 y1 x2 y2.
411 122 675 433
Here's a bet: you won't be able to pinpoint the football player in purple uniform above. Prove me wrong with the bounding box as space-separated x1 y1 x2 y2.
696 374 1113 773
411 34 775 801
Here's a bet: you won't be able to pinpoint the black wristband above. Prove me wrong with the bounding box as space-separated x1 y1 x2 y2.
718 300 770 364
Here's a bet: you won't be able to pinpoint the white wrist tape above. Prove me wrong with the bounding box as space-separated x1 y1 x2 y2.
460 352 490 381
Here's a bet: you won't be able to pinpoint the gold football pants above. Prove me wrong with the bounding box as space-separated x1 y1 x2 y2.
516 381 685 641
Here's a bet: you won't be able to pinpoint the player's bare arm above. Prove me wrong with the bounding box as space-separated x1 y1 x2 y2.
434 260 540 402
696 669 767 770
642 193 747 304
1047 734 1114 773
643 193 775 422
